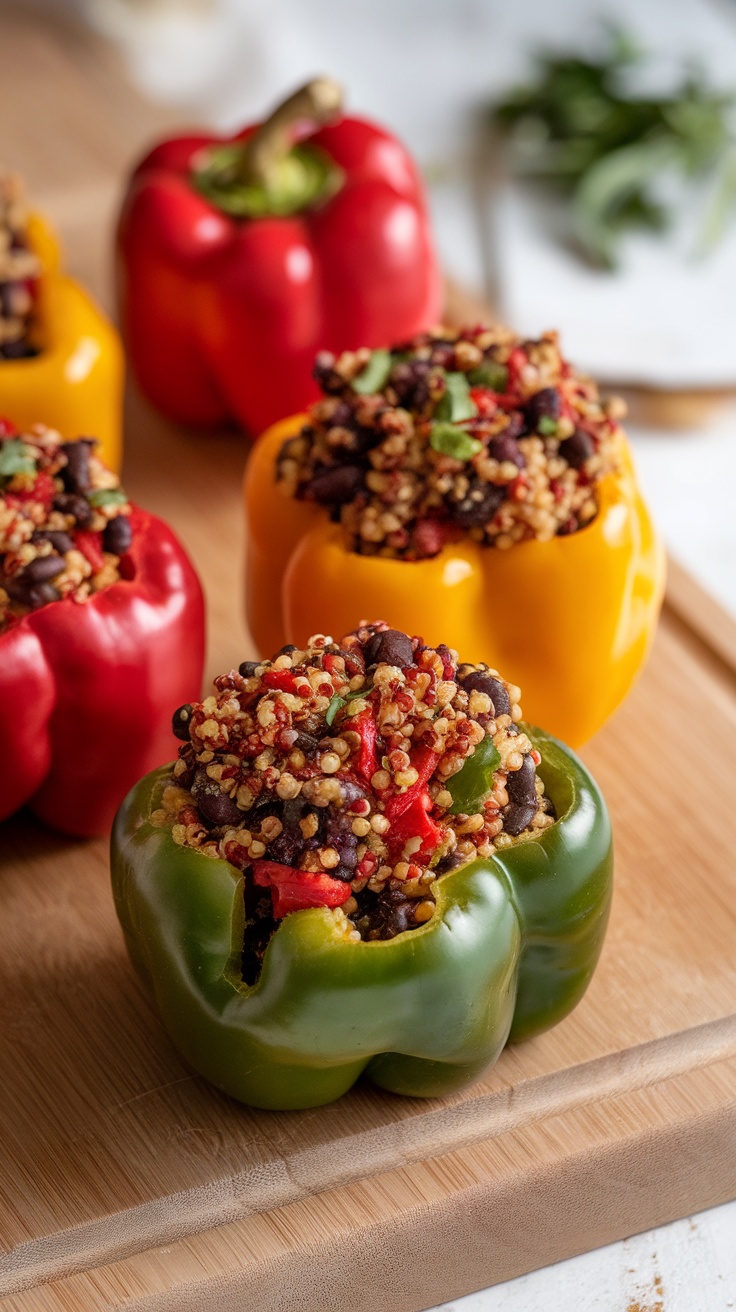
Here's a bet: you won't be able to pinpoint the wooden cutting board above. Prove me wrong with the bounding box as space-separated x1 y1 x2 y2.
2 8 736 1309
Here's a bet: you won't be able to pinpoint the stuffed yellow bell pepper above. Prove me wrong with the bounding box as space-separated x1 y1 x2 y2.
0 173 122 470
244 325 665 748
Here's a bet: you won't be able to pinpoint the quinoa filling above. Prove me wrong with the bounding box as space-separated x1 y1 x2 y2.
0 174 41 360
157 624 555 979
0 423 134 628
278 325 623 559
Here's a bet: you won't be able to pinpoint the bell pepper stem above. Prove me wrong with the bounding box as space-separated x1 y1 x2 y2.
239 78 343 189
193 78 345 218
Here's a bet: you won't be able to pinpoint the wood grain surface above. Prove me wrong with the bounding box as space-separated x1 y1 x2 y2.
1 8 736 1310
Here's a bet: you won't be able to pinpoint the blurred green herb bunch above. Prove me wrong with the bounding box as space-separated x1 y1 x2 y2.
491 27 736 268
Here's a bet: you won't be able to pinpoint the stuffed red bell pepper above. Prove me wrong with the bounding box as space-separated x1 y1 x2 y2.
0 419 205 835
117 78 441 436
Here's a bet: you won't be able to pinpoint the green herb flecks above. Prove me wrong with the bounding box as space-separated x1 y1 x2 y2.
447 735 502 815
430 423 482 462
87 488 128 508
0 439 36 482
467 362 509 392
435 371 478 423
325 685 370 726
352 349 393 395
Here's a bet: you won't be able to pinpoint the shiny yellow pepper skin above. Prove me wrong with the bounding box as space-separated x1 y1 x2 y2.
0 213 123 471
244 416 665 748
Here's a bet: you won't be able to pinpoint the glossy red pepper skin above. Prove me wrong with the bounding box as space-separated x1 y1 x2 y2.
0 508 205 836
117 118 442 436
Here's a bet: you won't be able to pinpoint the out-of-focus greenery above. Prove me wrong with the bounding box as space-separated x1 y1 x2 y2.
491 27 736 268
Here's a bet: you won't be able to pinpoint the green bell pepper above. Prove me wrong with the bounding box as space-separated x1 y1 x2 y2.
111 728 612 1110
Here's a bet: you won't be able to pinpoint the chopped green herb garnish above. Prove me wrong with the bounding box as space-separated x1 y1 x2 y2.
492 25 736 266
352 349 393 395
87 488 128 508
0 439 36 481
430 423 482 462
435 372 478 423
447 736 501 815
325 685 370 726
467 362 509 392
538 416 559 436
325 694 344 726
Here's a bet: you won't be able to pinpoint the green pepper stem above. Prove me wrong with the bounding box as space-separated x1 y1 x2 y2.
238 78 343 190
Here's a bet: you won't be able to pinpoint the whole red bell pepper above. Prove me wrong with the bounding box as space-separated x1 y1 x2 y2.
117 78 442 436
0 505 205 836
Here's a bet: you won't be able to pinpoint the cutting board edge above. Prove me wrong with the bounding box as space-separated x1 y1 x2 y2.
8 1048 736 1311
4 1010 736 1299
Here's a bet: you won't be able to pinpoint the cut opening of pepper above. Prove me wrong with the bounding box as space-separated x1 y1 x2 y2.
157 624 560 988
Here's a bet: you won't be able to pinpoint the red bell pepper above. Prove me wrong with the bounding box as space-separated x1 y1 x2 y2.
117 78 442 436
0 506 205 836
252 859 352 917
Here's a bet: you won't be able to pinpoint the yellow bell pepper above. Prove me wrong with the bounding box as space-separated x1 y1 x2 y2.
244 415 665 748
0 213 123 471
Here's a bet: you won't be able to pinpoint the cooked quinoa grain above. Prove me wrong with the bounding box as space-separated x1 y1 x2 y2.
163 623 555 976
278 325 622 558
0 174 41 360
0 422 134 628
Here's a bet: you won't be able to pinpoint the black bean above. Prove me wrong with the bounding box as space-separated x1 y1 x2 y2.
191 769 243 828
323 811 358 878
451 479 506 529
506 753 537 808
277 644 298 655
294 731 321 754
0 338 35 359
390 359 431 410
313 351 343 394
503 802 537 836
329 401 354 428
53 493 93 528
309 464 365 505
60 440 94 493
5 576 60 608
172 704 193 741
32 530 74 553
458 669 511 717
558 427 595 469
103 515 133 555
239 660 259 678
363 628 414 669
488 430 524 468
23 554 66 584
524 387 561 430
433 850 468 875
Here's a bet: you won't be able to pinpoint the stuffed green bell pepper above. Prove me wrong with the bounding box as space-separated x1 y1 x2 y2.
111 622 612 1110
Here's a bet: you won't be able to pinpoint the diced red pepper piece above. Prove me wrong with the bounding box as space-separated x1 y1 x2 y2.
74 530 105 573
469 387 497 418
384 745 438 820
5 471 56 509
0 418 18 437
352 708 378 784
505 346 527 395
262 668 298 692
384 744 442 861
252 859 352 918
